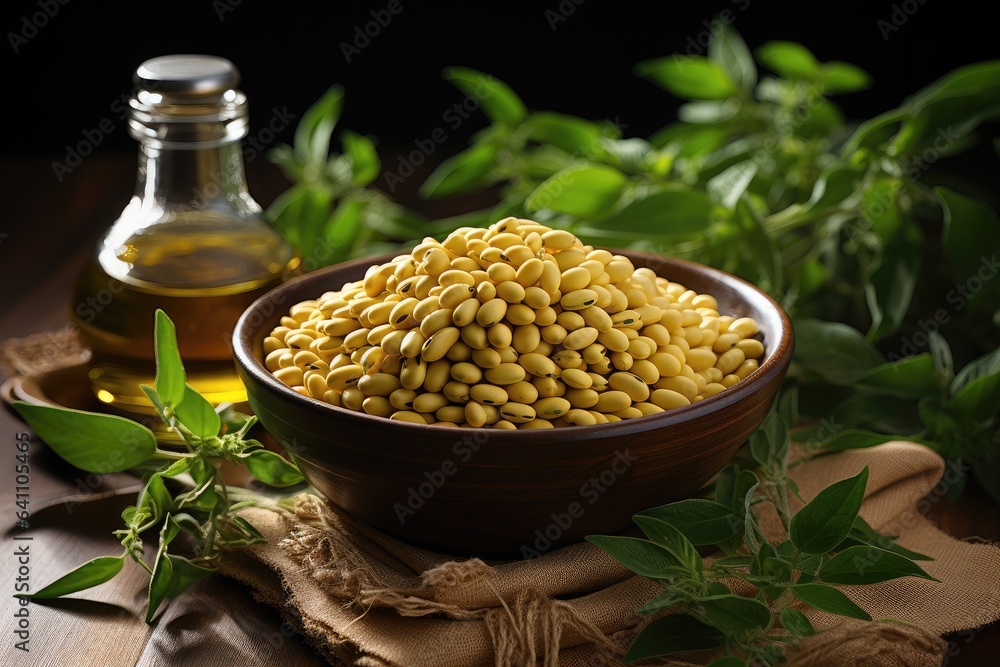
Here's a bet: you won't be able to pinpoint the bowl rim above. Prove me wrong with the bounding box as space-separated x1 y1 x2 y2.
232 250 794 443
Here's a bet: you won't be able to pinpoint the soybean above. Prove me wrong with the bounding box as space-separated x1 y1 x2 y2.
266 217 764 428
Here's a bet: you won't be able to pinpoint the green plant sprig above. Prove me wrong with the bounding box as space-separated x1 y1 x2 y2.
263 85 445 268
588 403 937 665
13 309 305 623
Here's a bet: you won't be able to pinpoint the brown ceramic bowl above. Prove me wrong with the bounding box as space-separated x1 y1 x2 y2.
232 250 793 558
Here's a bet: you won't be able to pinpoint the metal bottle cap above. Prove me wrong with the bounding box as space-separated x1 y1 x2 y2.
128 54 248 148
133 54 240 97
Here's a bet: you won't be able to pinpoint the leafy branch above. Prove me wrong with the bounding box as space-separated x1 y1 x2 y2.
13 310 305 623
264 86 432 268
588 405 936 665
406 26 1000 503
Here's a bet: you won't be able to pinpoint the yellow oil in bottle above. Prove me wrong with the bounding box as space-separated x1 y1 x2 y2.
73 211 299 415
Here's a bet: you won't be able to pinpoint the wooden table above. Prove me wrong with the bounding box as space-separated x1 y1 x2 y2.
1 154 998 666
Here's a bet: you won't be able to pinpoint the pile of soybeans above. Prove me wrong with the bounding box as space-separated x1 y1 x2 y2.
263 218 764 429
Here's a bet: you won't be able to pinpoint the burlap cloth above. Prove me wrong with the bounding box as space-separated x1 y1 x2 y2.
210 441 1000 667
3 332 999 666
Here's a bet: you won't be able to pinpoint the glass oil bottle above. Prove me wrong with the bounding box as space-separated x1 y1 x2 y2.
72 55 299 415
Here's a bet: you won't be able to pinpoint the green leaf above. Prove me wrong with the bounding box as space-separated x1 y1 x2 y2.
713 466 737 509
946 345 1000 420
779 607 815 637
517 145 576 179
865 222 922 342
676 100 740 124
789 467 869 554
154 310 186 408
762 556 793 584
523 112 617 158
294 85 344 165
266 143 303 182
585 536 682 578
743 482 762 554
793 319 885 384
706 160 757 210
146 517 181 623
266 183 335 255
419 144 498 199
817 393 923 436
176 475 222 513
164 554 215 598
778 386 799 426
17 555 125 600
624 614 725 662
636 590 684 614
636 499 742 545
846 517 932 561
140 384 167 419
929 331 954 384
321 196 367 265
218 405 256 436
820 62 872 93
585 188 713 235
893 61 1000 154
147 550 173 624
937 187 1000 283
841 110 906 156
699 594 773 638
526 163 628 217
775 540 826 576
735 198 782 293
756 41 821 81
951 345 1000 395
230 516 265 543
749 408 789 469
794 97 844 139
818 545 937 585
651 123 730 157
173 385 221 440
161 456 194 478
635 56 739 100
12 402 158 473
732 470 759 518
861 178 902 240
137 472 173 524
805 165 861 211
599 137 655 173
816 429 894 452
791 583 871 620
340 130 381 187
855 354 938 400
239 449 305 487
633 515 703 574
710 555 752 569
709 22 756 92
442 67 527 127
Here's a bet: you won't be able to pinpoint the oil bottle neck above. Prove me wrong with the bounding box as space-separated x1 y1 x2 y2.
135 140 260 215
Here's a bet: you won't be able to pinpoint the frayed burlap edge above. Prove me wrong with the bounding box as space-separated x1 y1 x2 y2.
279 495 622 667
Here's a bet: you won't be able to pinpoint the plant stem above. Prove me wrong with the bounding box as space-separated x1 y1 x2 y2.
777 478 793 532
765 204 845 236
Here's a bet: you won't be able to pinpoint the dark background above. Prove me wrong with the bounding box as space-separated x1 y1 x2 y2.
3 2 997 152
1 0 998 218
